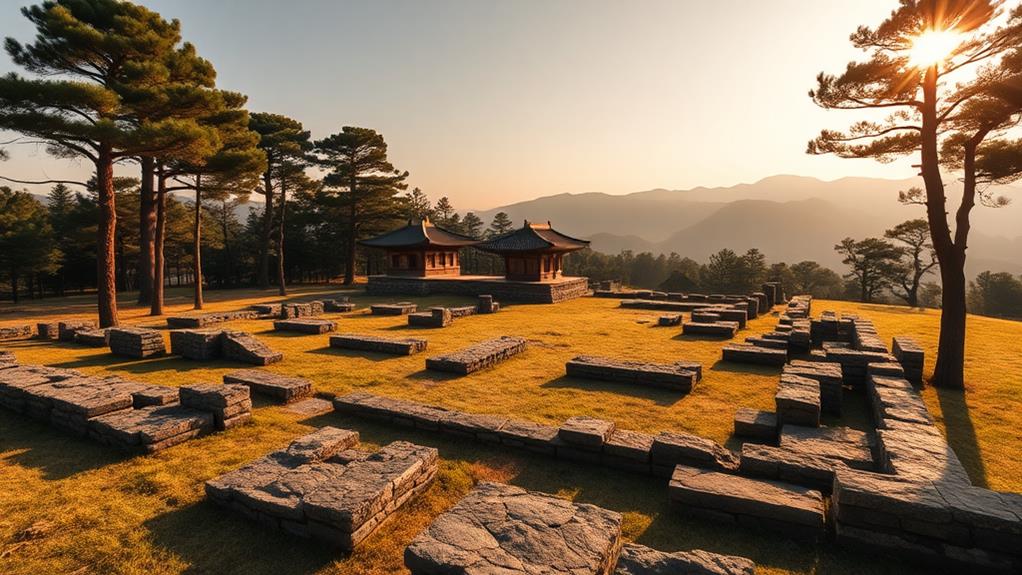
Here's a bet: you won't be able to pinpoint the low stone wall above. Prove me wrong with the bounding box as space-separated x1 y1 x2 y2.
281 301 325 319
783 360 842 414
108 327 165 358
36 322 60 340
721 343 787 366
169 329 223 360
733 408 777 442
775 374 821 428
0 325 33 341
273 318 337 334
425 336 528 374
370 302 418 316
58 320 97 342
180 383 252 430
657 313 681 327
329 333 428 355
565 355 699 392
892 336 924 384
166 310 259 328
366 275 589 303
222 330 283 365
74 328 110 347
206 428 437 550
407 307 452 328
222 369 313 404
683 321 739 337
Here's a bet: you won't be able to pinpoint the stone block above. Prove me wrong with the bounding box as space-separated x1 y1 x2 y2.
722 344 787 366
222 331 283 365
775 374 820 427
733 408 777 441
273 319 337 334
683 321 739 337
108 327 165 358
614 543 755 575
650 432 739 475
565 355 699 392
223 369 313 404
558 415 615 448
370 302 418 316
169 329 223 360
425 336 527 374
329 333 428 355
58 320 97 342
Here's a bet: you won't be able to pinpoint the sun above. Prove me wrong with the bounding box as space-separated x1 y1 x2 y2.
908 29 962 68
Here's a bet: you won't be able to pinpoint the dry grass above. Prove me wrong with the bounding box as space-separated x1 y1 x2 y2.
0 286 1018 575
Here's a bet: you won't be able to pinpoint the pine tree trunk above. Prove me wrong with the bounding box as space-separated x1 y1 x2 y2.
151 166 167 316
137 156 156 305
919 66 963 388
95 146 119 327
193 176 204 310
344 179 357 285
277 174 287 296
258 159 273 289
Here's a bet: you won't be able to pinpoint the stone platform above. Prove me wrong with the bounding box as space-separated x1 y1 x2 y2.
367 274 589 303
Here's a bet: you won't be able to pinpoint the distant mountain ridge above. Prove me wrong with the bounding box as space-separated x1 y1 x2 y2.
471 175 1022 277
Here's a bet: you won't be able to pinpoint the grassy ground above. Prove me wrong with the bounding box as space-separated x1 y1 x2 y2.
0 286 1018 575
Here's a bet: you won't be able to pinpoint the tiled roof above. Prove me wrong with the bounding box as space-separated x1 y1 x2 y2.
359 220 479 248
476 221 590 253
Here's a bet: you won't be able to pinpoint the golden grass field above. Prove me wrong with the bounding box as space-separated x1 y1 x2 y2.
1 286 1019 575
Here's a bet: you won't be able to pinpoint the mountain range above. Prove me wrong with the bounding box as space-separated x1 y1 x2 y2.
472 175 1022 278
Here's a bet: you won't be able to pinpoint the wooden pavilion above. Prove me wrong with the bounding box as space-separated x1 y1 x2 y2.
359 219 479 277
475 221 590 282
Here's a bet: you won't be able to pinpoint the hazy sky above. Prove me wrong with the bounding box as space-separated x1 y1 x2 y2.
1 0 917 210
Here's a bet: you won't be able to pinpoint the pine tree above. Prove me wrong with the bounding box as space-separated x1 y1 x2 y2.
313 127 408 284
0 1 214 326
0 187 60 302
487 212 514 237
885 219 938 307
809 1 1022 387
406 187 433 220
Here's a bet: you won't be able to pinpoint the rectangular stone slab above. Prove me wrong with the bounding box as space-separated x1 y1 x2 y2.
330 333 428 355
682 321 739 337
722 344 787 366
669 465 826 531
425 336 527 375
615 543 755 575
404 482 623 575
558 415 616 448
565 355 699 392
223 369 313 403
273 319 337 334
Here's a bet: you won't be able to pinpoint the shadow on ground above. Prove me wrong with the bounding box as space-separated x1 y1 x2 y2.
0 412 128 480
541 375 684 406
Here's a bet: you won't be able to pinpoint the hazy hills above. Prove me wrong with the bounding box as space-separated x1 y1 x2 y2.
473 175 1022 277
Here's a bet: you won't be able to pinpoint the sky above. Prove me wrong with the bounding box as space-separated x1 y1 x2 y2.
0 0 919 210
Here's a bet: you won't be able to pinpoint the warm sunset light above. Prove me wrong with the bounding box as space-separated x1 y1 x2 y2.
908 29 961 68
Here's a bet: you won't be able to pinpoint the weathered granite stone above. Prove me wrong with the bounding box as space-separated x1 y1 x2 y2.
223 369 313 404
286 427 361 464
783 360 842 414
0 350 16 366
108 327 165 358
273 318 337 334
405 482 623 575
74 328 110 347
323 299 357 313
868 375 933 428
36 322 59 340
566 355 700 392
614 543 755 575
425 336 527 374
775 375 820 428
779 424 874 470
370 302 418 316
603 429 654 471
179 383 251 430
169 329 223 360
733 408 777 441
669 465 825 540
0 324 33 341
739 443 849 493
477 294 500 313
58 320 97 342
559 416 616 448
279 301 325 319
166 310 259 328
407 307 453 328
497 419 559 454
439 411 509 442
744 336 788 350
722 344 787 366
691 311 722 323
89 404 214 453
329 333 428 355
892 336 925 383
683 321 739 337
651 432 739 476
876 426 970 485
658 313 682 326
222 330 283 365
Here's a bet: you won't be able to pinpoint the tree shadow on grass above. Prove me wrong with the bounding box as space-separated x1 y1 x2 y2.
143 500 337 575
0 412 128 480
540 375 684 407
47 353 235 376
405 369 461 384
934 385 988 488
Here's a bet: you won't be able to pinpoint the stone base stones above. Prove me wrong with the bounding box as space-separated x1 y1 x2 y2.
876 424 971 485
222 330 282 365
783 360 842 414
744 336 788 350
283 397 335 418
778 424 874 470
407 307 452 328
323 299 356 312
207 429 438 551
833 468 1022 574
169 329 223 360
565 355 700 392
370 302 417 316
721 344 787 366
620 299 707 312
74 328 110 347
868 375 933 429
559 416 616 449
273 318 337 334
108 327 165 358
405 482 623 575
0 351 15 366
251 303 282 318
892 336 924 384
668 465 825 541
733 408 777 442
614 543 755 575
329 333 428 355
738 443 849 493
775 374 821 427
280 301 325 319
166 310 259 328
477 294 500 313
0 324 33 341
703 307 747 328
867 361 906 378
179 383 252 430
425 336 527 375
36 322 60 340
650 432 739 477
222 369 313 404
690 311 721 323
89 404 214 452
58 320 97 342
657 313 682 326
683 321 739 337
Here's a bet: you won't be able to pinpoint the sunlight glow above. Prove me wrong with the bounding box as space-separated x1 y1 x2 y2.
908 30 962 68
